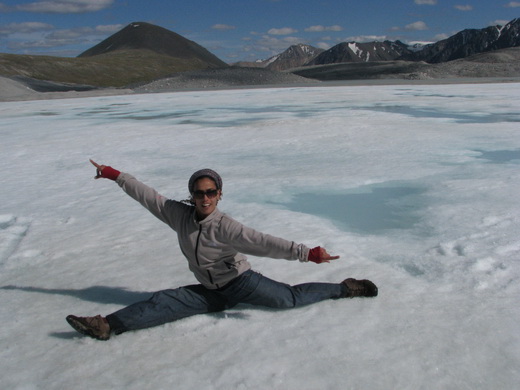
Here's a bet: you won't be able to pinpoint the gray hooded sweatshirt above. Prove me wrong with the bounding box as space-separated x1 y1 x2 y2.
116 172 310 289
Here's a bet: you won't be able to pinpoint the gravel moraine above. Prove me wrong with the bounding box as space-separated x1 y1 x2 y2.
133 67 319 92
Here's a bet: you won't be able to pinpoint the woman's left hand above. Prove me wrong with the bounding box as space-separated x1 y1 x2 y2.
89 159 121 181
308 246 340 263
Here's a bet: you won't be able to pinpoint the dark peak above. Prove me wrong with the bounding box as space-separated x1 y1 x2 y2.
78 21 227 68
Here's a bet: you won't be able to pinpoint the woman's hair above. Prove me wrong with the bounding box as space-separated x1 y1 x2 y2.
181 172 223 205
188 169 223 193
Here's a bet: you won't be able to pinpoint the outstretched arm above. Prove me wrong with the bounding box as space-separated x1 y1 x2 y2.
224 217 340 263
88 159 175 225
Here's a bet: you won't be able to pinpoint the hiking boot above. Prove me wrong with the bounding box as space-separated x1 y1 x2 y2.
66 314 111 340
342 278 378 298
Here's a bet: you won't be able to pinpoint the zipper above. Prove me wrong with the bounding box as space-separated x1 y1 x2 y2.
207 270 215 285
195 224 215 286
195 225 202 266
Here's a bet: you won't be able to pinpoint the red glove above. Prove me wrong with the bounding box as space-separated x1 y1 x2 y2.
308 246 325 263
96 166 120 181
308 246 340 263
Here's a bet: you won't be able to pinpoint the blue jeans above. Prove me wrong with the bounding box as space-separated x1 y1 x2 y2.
106 270 346 334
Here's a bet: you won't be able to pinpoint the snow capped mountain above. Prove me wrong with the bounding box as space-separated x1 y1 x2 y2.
407 42 431 52
238 17 520 71
492 17 520 49
264 44 324 71
401 18 520 63
233 44 323 70
307 40 411 65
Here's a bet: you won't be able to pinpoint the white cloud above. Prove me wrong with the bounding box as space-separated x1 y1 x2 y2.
405 21 428 31
407 40 435 46
414 0 437 4
46 28 85 39
454 5 473 11
260 35 301 46
343 35 388 42
390 21 428 32
1 22 121 53
267 27 298 35
15 0 114 14
94 24 123 34
254 34 304 55
316 42 331 49
329 25 343 32
505 1 520 6
304 25 343 32
433 33 450 41
0 21 54 35
45 24 120 39
212 24 236 31
8 40 54 49
305 25 325 32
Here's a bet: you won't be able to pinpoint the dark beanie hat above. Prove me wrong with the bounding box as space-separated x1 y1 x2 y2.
188 169 223 193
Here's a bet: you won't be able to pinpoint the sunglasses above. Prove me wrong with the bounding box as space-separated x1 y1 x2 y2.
193 189 219 200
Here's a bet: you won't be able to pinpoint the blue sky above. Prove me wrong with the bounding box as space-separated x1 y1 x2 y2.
0 0 518 63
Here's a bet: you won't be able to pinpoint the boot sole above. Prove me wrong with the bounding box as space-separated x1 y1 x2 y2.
66 315 110 340
342 279 378 298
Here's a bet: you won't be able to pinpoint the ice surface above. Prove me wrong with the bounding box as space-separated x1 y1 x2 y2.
1 83 519 389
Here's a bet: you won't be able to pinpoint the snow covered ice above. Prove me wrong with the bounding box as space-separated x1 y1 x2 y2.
1 83 519 389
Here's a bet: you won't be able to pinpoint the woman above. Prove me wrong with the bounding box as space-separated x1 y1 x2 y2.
66 160 377 340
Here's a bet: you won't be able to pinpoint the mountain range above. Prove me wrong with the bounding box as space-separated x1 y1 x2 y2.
253 18 520 71
0 18 519 90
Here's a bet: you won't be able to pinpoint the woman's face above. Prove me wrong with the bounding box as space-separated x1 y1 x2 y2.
192 177 221 220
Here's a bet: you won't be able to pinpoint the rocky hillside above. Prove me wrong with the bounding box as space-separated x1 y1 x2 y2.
0 22 227 88
292 46 520 81
133 67 318 92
